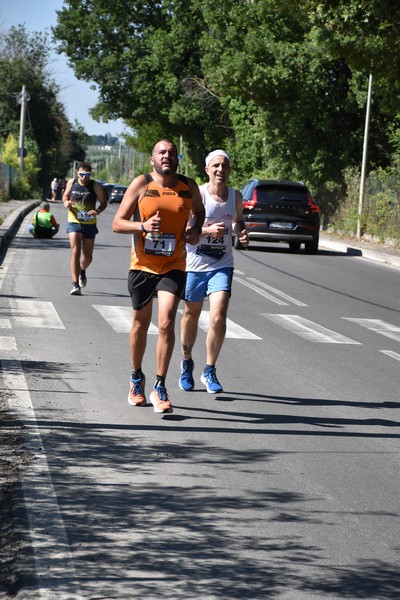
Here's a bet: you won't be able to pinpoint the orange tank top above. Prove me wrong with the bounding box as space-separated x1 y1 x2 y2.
130 174 192 274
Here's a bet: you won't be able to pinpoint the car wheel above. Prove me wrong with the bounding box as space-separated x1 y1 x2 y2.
304 235 319 254
289 241 301 252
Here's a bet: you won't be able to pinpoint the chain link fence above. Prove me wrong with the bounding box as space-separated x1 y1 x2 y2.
0 162 17 200
332 168 400 244
364 172 400 243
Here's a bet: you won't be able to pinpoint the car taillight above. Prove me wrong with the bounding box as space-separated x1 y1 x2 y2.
308 193 320 212
243 189 258 210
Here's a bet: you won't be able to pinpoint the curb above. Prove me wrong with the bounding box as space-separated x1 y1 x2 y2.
0 200 40 248
319 237 400 268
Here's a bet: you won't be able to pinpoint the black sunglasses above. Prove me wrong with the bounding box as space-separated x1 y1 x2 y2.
78 172 91 177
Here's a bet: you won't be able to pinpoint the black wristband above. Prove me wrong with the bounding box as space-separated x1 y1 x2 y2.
96 208 101 214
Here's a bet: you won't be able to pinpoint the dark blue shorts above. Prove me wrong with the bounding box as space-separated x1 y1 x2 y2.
67 222 99 239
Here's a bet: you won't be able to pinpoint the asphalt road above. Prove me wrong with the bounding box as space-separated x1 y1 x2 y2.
1 203 399 599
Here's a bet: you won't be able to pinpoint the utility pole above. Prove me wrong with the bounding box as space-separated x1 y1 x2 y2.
357 70 373 239
17 85 30 170
179 135 187 175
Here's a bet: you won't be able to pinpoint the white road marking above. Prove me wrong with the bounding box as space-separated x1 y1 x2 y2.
0 336 17 351
379 350 400 362
0 319 11 328
196 311 262 339
262 314 361 344
233 276 289 305
7 299 65 329
0 249 14 290
343 318 400 342
1 359 82 598
93 304 159 334
247 278 308 306
95 305 261 339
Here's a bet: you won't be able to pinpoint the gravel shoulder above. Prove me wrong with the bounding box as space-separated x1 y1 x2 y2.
0 391 29 597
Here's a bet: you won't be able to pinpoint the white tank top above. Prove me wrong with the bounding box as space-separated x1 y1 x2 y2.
186 183 236 272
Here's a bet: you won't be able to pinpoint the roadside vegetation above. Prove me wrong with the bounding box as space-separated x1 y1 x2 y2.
0 25 88 199
1 1 399 244
333 169 400 244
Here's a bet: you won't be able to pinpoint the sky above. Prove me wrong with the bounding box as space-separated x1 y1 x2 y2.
0 0 125 137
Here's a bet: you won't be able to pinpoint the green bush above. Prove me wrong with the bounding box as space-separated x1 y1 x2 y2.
332 167 360 235
332 167 400 244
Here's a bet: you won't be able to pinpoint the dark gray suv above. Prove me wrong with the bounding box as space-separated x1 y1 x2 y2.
235 179 320 253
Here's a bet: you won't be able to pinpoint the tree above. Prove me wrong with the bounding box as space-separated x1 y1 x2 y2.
53 0 400 216
0 133 40 198
53 0 225 168
0 25 88 194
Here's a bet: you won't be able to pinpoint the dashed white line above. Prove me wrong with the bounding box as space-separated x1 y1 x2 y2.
0 249 14 290
247 278 308 306
233 276 289 305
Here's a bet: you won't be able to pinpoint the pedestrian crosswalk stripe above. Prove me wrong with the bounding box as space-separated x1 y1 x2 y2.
0 336 17 351
93 305 159 334
192 310 261 339
261 314 361 344
8 299 64 329
94 305 260 339
4 300 397 348
379 350 400 362
343 318 400 342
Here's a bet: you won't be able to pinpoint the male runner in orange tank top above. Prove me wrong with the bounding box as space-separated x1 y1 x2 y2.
112 139 205 414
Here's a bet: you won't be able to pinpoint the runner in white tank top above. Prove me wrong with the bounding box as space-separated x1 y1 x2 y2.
185 183 236 272
179 149 249 394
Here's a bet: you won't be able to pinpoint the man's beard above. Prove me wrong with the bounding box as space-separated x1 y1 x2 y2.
153 159 177 175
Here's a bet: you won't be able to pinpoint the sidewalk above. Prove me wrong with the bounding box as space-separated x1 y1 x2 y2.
319 231 400 268
0 198 399 267
0 199 40 247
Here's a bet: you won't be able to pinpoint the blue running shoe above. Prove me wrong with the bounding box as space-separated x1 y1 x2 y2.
179 359 194 391
200 368 223 394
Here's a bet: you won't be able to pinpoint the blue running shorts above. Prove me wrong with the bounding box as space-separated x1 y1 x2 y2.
184 268 233 302
66 222 99 239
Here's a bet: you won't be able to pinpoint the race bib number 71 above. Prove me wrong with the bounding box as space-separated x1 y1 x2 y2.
144 233 176 256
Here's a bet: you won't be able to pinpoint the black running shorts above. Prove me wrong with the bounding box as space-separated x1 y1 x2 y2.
128 269 187 310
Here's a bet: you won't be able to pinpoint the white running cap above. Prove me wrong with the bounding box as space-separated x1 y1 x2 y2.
205 149 231 167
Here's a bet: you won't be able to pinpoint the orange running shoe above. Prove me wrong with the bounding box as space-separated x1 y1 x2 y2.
149 386 173 414
128 375 146 406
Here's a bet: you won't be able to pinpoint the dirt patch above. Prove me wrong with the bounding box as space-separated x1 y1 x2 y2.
0 391 26 597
